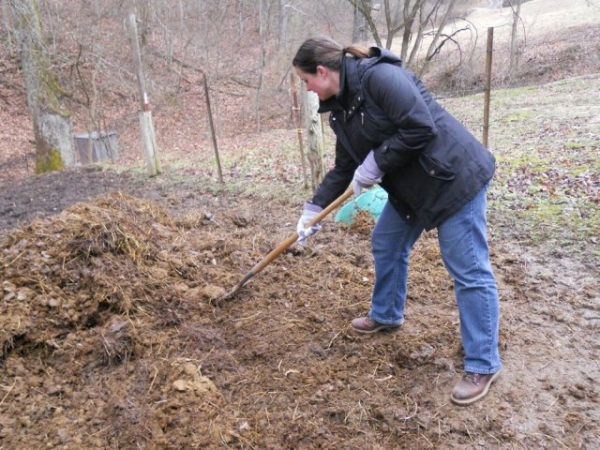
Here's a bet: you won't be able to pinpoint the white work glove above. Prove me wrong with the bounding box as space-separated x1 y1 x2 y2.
296 202 323 246
352 150 384 197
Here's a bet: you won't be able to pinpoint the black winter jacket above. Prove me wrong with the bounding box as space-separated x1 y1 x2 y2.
311 47 495 230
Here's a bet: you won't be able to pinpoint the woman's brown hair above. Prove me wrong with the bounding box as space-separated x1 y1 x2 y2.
292 36 373 74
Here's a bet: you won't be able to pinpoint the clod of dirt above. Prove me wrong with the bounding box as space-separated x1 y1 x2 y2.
100 316 134 364
171 362 218 395
228 210 254 228
348 210 375 236
200 284 227 300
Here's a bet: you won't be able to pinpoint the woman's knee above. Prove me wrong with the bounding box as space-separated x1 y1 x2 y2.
371 228 390 255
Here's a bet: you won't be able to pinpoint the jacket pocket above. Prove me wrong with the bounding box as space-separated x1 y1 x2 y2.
418 154 455 181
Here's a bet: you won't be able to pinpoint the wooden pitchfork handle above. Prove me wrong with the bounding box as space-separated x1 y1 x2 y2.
221 185 354 300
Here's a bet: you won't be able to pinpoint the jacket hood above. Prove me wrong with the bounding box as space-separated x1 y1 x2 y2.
348 46 403 83
368 46 403 67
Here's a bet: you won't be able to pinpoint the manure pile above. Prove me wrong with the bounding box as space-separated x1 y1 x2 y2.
0 193 247 448
1 191 466 449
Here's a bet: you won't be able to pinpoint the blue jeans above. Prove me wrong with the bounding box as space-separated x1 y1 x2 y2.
370 186 501 374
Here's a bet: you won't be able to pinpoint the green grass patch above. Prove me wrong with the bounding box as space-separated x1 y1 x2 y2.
501 110 535 122
564 142 586 149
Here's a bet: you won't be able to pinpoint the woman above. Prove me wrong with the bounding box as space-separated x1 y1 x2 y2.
293 36 501 406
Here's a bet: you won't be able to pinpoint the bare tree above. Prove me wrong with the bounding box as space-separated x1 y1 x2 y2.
352 0 370 43
128 13 161 176
355 0 384 46
509 0 523 81
278 0 287 50
346 0 458 70
10 0 75 173
418 0 458 76
238 0 246 41
2 0 14 54
256 0 267 131
73 45 101 164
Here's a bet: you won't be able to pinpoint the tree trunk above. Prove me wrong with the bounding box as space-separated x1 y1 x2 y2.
128 13 160 176
302 89 325 192
419 0 457 77
278 0 286 51
2 0 14 54
352 1 369 43
238 0 244 42
92 0 101 17
10 0 74 174
399 0 424 62
509 0 522 81
255 0 266 131
348 0 382 46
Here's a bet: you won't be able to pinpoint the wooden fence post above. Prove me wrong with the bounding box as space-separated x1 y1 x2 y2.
290 73 308 189
302 89 325 193
483 27 494 149
203 74 224 184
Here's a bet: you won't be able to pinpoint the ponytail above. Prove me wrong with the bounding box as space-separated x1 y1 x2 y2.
343 44 373 59
293 37 373 74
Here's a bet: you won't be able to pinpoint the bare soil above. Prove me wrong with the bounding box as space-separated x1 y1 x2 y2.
0 166 598 449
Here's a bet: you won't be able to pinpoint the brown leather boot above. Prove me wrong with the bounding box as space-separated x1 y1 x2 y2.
451 370 501 406
350 316 402 334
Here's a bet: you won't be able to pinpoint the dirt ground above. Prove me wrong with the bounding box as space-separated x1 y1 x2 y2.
0 167 598 449
1 0 599 447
